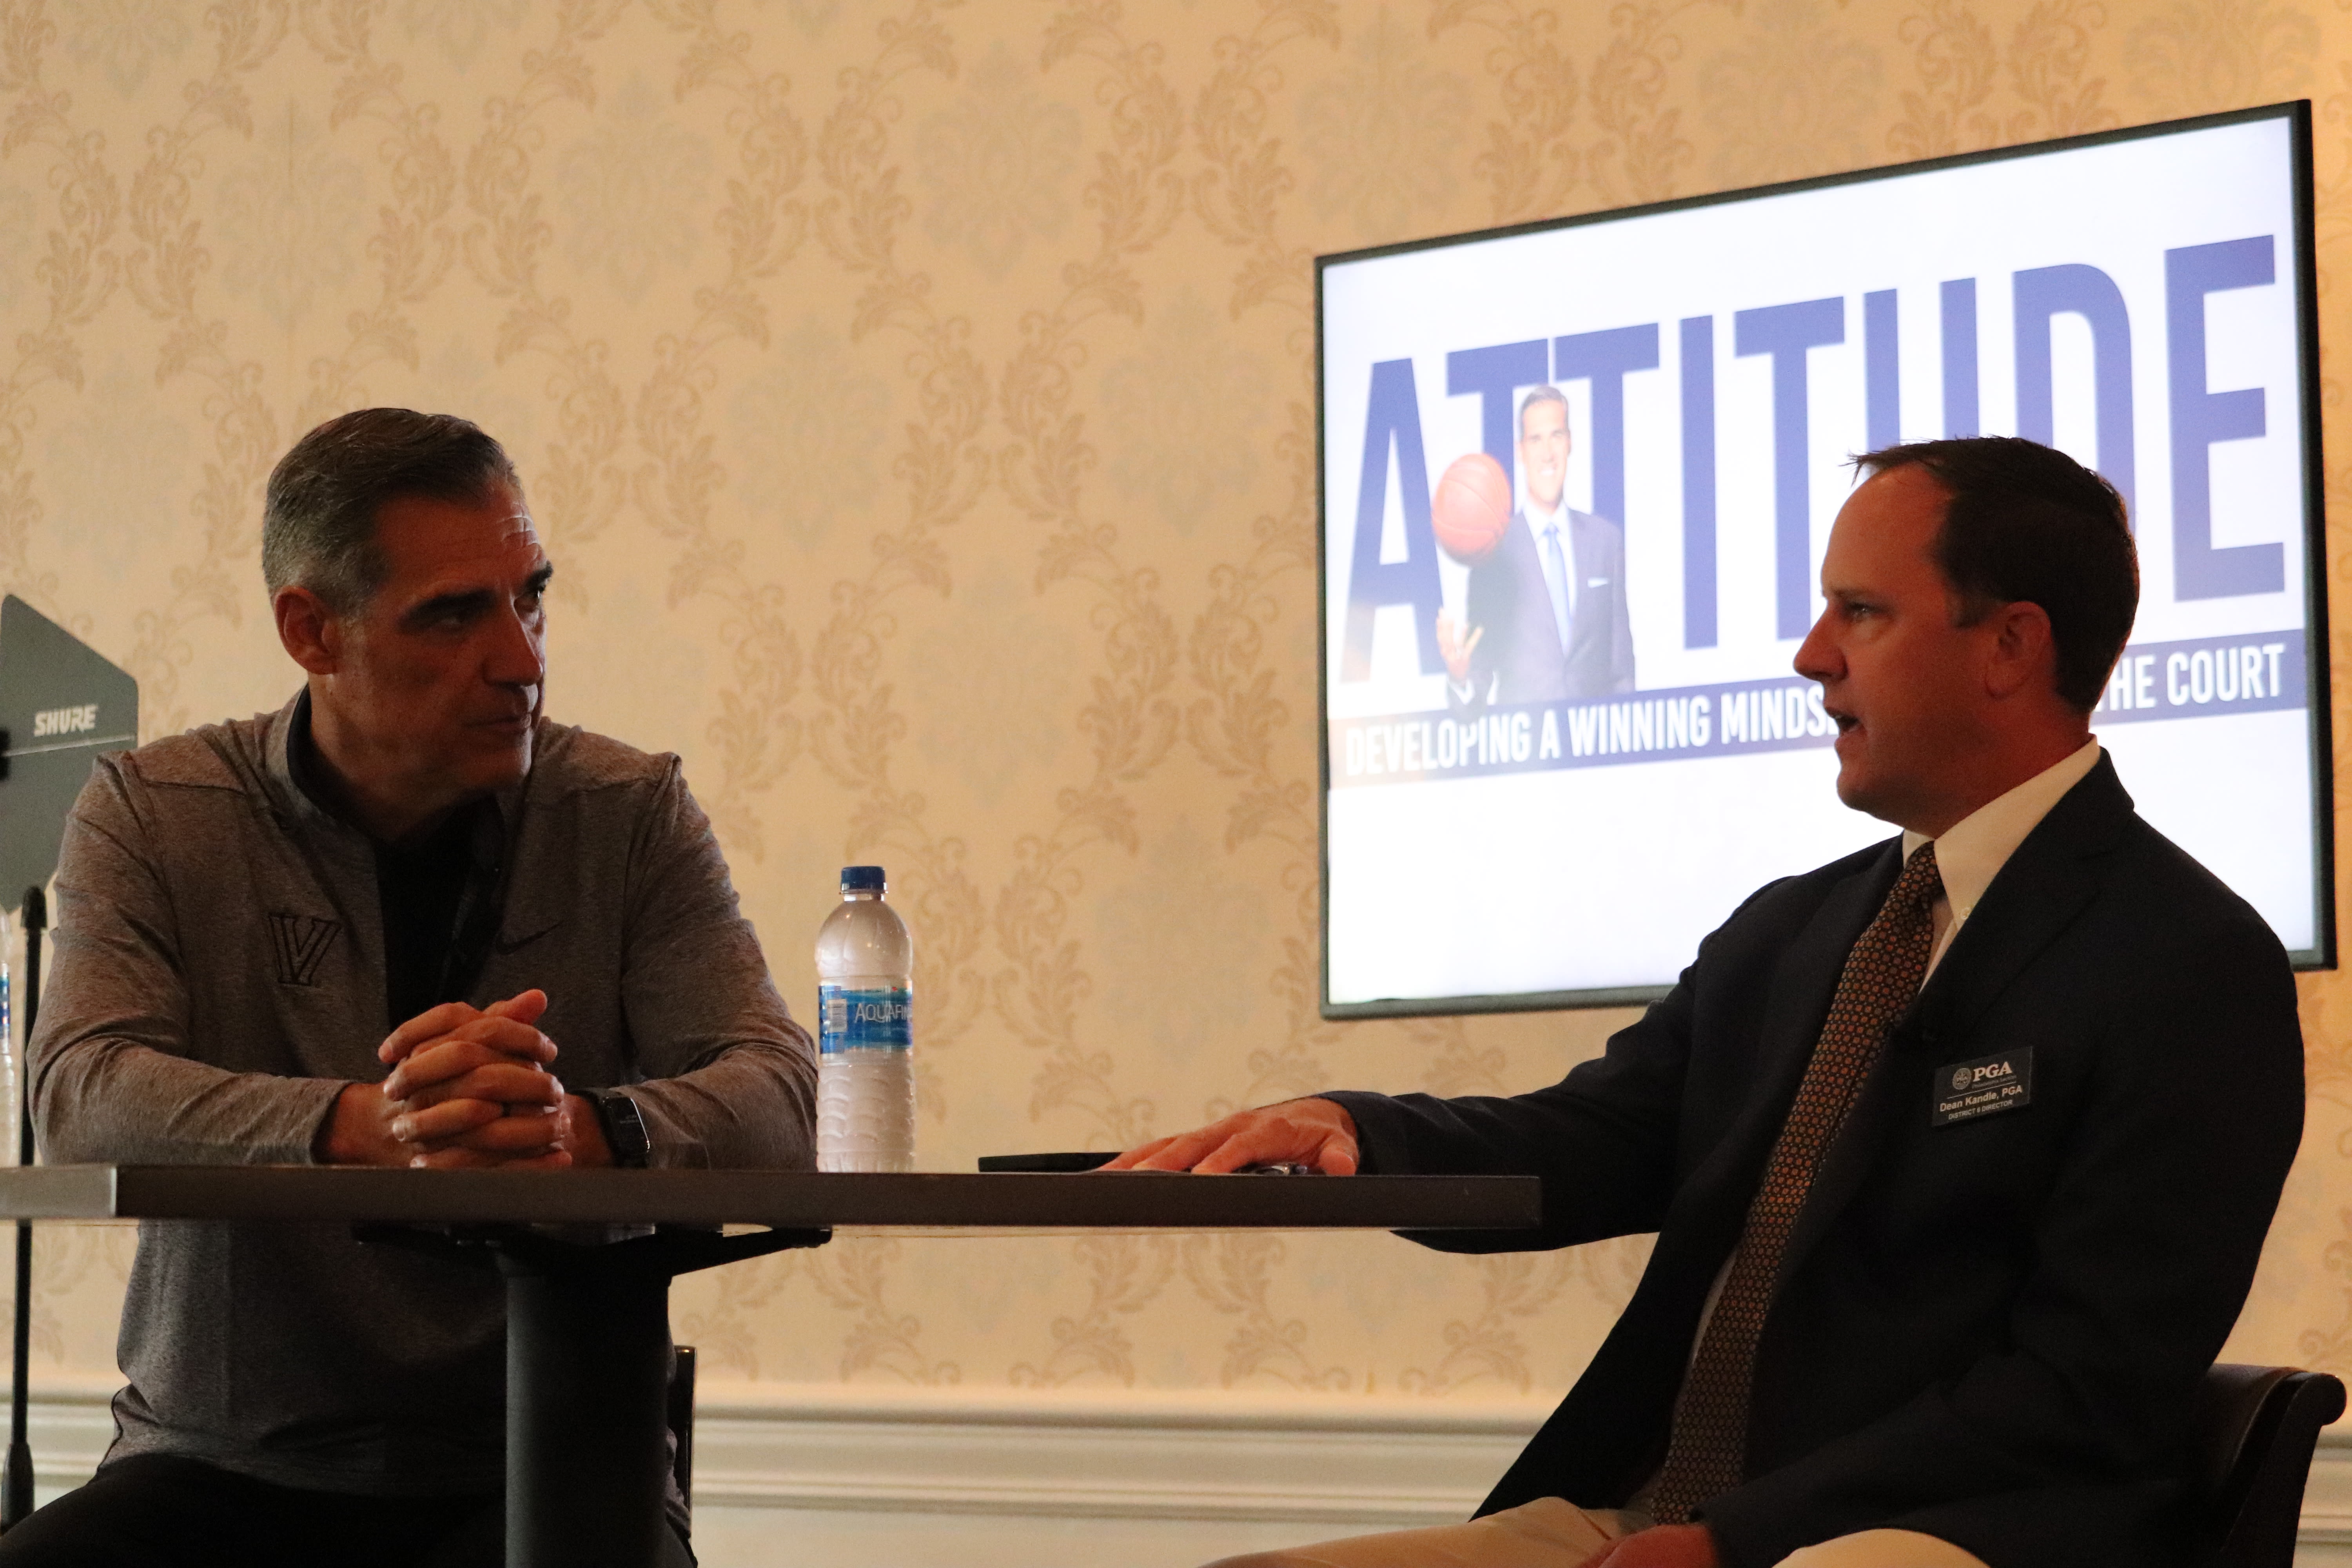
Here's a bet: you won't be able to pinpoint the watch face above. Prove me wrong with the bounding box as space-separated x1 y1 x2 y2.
598 1093 651 1166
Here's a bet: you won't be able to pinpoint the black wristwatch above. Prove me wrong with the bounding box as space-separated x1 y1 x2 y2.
584 1090 651 1169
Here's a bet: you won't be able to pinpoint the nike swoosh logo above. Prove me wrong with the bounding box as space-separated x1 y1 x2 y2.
493 919 563 955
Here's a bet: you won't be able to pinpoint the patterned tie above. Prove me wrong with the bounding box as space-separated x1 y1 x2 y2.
1649 842 1944 1524
1539 521 1572 651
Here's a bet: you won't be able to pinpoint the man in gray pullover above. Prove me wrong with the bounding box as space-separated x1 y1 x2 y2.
0 408 817 1567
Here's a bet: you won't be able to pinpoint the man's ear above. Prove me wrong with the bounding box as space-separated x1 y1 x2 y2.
274 586 344 675
1983 600 2058 701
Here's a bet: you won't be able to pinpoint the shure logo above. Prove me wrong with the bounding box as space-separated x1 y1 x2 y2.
30 704 97 737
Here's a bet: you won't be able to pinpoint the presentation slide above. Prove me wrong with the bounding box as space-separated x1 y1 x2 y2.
1321 105 2324 1013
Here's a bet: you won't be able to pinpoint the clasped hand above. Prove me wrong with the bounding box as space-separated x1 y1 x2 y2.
320 989 607 1169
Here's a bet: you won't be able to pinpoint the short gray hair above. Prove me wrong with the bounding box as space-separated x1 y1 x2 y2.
1518 383 1569 436
263 409 521 614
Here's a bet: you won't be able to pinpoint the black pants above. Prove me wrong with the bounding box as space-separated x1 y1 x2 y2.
0 1454 696 1568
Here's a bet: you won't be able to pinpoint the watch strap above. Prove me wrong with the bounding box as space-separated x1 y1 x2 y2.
585 1089 652 1169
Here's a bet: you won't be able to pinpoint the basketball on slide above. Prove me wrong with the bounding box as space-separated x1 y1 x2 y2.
1432 452 1512 565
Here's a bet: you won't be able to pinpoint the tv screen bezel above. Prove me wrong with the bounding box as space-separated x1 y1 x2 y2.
1315 98 2332 1021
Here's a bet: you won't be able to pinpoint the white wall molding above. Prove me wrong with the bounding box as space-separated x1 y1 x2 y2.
2296 1431 2352 1559
688 1382 1550 1529
9 1373 123 1501
13 1380 2352 1566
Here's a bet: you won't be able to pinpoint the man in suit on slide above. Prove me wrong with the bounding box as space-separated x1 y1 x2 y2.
1114 437 2303 1568
1438 384 1636 713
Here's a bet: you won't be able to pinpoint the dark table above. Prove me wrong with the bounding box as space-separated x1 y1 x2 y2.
0 1167 1541 1568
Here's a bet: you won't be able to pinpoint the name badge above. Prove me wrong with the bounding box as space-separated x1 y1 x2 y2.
1931 1047 2034 1127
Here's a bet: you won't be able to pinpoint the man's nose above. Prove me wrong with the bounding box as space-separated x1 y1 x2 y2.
1792 614 1835 682
485 608 546 688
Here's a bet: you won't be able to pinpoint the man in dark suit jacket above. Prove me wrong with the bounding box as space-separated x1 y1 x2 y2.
1115 437 2304 1568
1441 386 1636 711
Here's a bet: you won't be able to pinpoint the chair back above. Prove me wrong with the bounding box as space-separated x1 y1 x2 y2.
2191 1362 2344 1568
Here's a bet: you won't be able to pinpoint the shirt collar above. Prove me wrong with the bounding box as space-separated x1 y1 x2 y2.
1902 738 2103 920
1528 493 1568 534
280 685 517 849
284 687 340 820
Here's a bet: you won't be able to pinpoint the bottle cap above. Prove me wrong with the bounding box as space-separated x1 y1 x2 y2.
840 866 886 892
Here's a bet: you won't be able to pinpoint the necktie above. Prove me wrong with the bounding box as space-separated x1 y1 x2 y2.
1649 842 1944 1524
1539 521 1572 651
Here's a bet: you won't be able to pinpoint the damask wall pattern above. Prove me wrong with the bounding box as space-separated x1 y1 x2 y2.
1 0 2350 1407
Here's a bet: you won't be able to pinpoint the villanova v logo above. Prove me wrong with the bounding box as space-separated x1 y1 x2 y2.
269 913 341 987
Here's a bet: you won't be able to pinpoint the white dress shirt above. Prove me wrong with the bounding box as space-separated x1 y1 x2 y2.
1904 738 2104 980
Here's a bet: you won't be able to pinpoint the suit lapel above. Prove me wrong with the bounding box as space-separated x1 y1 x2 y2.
1903 757 2129 1047
1561 508 1595 667
1771 757 2132 1292
1563 508 1627 685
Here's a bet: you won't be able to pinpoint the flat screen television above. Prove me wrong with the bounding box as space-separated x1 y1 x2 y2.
1319 101 2329 1017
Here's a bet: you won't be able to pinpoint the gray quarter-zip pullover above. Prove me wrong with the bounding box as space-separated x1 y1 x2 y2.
29 693 815 1494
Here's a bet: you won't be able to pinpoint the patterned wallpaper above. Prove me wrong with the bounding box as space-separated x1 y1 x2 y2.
2 0 2350 1405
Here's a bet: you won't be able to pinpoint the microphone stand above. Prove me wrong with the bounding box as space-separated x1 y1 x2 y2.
3 886 44 1529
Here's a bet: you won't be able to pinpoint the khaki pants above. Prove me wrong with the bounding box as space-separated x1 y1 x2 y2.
1202 1498 1992 1568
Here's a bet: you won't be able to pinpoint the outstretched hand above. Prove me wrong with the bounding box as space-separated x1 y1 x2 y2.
1437 612 1484 684
1102 1098 1360 1174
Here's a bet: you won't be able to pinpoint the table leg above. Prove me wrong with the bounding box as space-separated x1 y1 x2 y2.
459 1226 826 1568
500 1251 674 1568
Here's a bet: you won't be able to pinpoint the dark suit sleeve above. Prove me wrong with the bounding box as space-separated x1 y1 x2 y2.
1699 911 2303 1568
1325 880 1785 1250
1325 991 1687 1250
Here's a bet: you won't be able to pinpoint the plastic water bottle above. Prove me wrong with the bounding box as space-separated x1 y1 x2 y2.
815 866 915 1172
